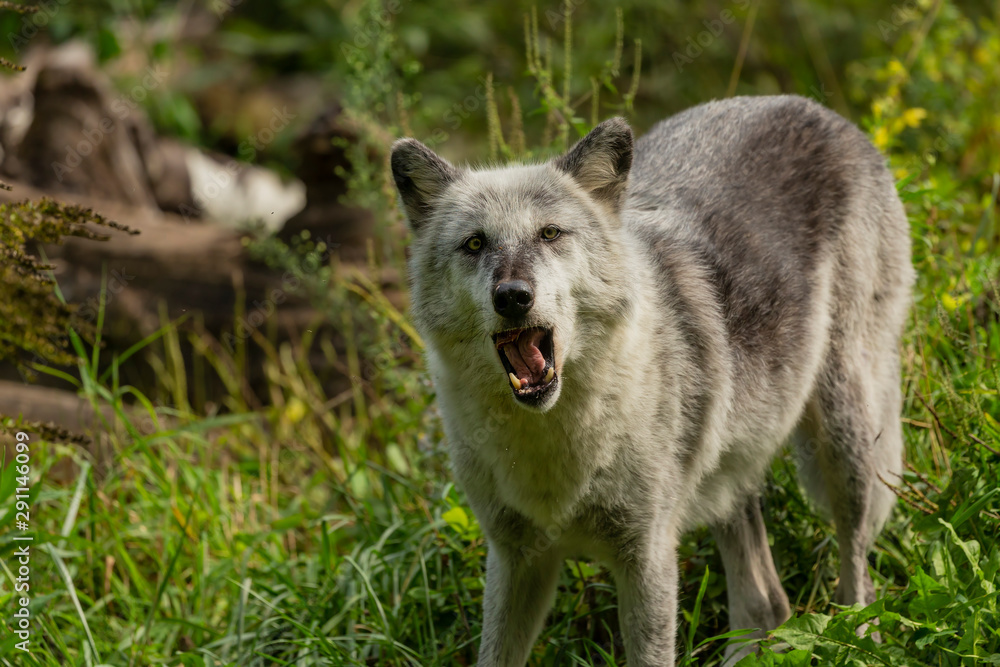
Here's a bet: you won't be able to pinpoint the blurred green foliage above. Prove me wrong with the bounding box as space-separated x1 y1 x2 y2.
0 0 998 665
0 198 135 374
1 0 993 167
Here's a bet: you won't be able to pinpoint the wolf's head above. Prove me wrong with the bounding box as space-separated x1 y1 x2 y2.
391 119 635 413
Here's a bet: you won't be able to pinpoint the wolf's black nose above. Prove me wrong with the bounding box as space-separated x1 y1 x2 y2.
493 280 534 318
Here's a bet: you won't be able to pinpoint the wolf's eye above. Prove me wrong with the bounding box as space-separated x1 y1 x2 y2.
541 226 561 241
463 236 484 253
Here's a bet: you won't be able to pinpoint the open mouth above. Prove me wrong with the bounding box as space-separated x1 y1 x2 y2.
492 327 558 405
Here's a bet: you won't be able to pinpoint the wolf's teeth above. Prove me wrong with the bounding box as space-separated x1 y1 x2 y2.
543 367 554 383
508 373 522 390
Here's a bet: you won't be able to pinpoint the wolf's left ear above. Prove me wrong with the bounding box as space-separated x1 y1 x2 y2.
554 117 633 211
390 138 458 230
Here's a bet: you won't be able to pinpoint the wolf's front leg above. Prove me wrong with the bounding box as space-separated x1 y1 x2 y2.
477 541 561 667
613 541 679 667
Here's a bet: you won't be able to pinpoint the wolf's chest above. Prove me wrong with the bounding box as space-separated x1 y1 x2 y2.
488 439 589 525
451 408 610 527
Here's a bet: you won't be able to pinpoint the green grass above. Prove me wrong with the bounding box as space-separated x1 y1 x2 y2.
1 1 999 665
1 151 998 667
1 191 997 666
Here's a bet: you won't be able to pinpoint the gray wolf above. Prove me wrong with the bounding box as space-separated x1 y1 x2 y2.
391 95 913 666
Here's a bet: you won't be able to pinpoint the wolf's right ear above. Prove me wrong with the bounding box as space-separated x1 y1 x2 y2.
390 138 458 230
554 117 633 211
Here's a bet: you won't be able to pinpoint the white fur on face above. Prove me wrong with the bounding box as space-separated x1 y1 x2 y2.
407 164 631 411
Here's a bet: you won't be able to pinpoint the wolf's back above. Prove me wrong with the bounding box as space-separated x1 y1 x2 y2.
625 94 912 392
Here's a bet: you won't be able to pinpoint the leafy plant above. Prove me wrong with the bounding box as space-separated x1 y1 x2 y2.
0 3 136 383
0 1 997 666
0 199 135 375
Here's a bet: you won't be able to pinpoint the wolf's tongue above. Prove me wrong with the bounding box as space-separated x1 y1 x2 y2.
503 329 546 385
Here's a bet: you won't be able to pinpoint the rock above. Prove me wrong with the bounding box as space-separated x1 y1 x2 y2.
12 42 160 209
278 105 390 261
1 41 305 230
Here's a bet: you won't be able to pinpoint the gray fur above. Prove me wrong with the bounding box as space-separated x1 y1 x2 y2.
391 95 914 666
